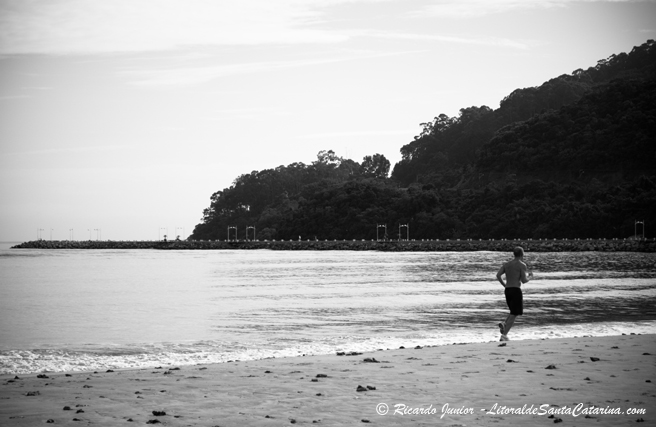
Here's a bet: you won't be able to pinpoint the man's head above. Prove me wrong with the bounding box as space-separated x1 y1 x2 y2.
513 246 524 258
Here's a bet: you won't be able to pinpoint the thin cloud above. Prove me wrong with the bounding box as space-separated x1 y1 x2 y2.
420 0 639 18
0 0 351 55
122 57 353 87
3 145 133 157
120 50 419 87
299 129 418 139
362 31 530 49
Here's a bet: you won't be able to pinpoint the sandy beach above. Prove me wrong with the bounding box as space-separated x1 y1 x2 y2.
1 334 653 426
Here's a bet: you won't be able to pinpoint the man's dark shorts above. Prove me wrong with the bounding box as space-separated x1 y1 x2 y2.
505 287 523 316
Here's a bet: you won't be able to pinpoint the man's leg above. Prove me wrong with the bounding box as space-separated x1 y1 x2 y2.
503 314 516 335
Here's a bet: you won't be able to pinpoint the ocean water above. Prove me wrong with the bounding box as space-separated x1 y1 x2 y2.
1 248 655 375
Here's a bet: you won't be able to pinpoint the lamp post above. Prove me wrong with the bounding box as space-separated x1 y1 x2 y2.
399 223 409 241
635 220 645 240
176 227 184 240
246 226 256 241
377 224 387 241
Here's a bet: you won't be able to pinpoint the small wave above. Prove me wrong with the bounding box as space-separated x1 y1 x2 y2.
2 321 654 375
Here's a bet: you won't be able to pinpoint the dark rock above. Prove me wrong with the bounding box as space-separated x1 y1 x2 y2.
366 385 376 390
545 364 557 370
63 406 71 411
152 411 166 416
356 385 367 392
590 357 600 362
363 358 379 363
25 391 40 396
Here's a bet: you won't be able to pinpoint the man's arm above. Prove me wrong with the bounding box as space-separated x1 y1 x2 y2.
520 263 531 284
496 265 506 287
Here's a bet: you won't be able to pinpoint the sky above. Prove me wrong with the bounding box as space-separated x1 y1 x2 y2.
1 0 654 242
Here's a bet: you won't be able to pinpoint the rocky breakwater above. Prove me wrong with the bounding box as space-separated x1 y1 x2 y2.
11 238 656 252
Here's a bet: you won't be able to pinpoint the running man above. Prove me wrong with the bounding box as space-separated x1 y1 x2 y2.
496 246 533 341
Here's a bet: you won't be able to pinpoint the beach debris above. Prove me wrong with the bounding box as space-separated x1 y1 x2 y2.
146 420 161 425
82 385 92 388
265 370 272 373
545 364 557 370
76 409 84 413
643 353 651 355
291 419 297 424
647 380 652 383
590 357 600 362
311 378 318 382
637 417 645 422
507 359 518 363
152 410 166 416
584 377 591 381
63 406 72 410
37 374 49 379
316 374 328 378
362 419 371 423
65 374 72 377
553 417 563 423
367 385 376 390
415 345 423 349
46 420 54 423
399 346 405 349
25 391 40 396
336 352 345 356
498 343 507 347
611 346 619 349
363 358 379 363
356 385 368 392
106 369 114 373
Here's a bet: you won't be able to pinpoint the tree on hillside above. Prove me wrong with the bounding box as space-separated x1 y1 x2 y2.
361 153 391 178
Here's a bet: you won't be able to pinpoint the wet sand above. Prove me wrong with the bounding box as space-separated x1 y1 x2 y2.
1 334 654 426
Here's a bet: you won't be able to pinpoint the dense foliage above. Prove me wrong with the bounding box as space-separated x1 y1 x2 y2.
191 40 656 241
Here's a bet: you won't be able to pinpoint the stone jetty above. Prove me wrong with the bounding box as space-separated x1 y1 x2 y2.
11 238 656 252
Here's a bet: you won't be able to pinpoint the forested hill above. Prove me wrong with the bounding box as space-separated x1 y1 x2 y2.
190 40 655 242
391 39 656 187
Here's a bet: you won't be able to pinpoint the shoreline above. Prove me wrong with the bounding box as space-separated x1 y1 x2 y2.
11 238 656 252
1 334 654 426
